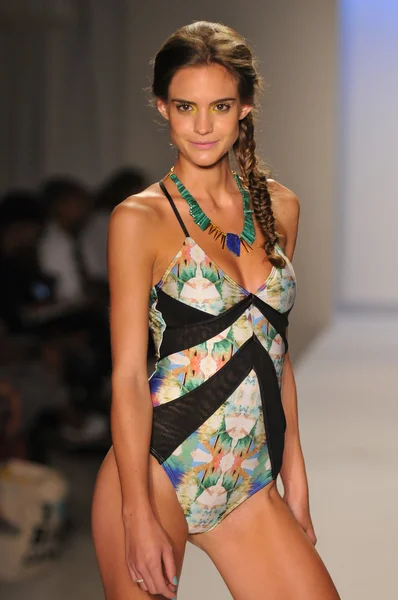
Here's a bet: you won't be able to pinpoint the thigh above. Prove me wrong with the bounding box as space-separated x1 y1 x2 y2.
92 447 188 600
190 481 341 600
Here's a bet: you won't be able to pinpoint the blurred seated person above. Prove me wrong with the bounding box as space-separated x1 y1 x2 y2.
0 189 109 457
38 176 112 386
81 167 148 282
38 177 93 305
0 190 56 335
0 341 109 463
78 167 157 358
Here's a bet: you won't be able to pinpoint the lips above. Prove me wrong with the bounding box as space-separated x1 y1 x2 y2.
190 141 218 149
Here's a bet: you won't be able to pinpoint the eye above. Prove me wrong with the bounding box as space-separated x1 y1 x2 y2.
176 103 193 112
213 103 231 112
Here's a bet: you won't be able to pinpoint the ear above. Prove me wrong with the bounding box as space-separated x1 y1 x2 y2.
157 98 170 121
239 104 252 120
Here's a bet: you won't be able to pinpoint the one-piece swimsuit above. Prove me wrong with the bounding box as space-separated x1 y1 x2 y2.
148 181 297 534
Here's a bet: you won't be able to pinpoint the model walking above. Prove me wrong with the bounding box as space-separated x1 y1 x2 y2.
92 20 341 600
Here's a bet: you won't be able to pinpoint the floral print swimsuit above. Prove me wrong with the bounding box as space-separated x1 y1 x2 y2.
148 184 296 535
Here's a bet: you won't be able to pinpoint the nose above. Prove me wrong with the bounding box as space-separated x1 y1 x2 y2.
193 109 213 136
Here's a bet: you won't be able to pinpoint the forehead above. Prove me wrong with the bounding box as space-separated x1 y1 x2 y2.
169 63 238 101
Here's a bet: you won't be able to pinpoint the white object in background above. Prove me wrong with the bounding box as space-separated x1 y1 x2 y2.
0 459 69 581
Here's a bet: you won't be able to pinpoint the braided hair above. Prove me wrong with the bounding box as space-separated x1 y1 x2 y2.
233 112 285 267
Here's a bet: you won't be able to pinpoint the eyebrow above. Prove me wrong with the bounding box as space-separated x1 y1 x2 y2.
171 97 237 104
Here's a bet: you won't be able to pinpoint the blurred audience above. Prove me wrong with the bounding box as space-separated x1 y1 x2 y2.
0 165 152 466
38 177 93 304
0 190 54 334
81 167 147 282
37 176 113 446
0 184 108 465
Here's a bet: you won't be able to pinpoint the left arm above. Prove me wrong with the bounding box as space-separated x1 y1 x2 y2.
269 180 317 545
280 350 308 501
280 350 316 544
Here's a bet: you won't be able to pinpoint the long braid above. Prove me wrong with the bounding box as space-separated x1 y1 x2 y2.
233 113 286 268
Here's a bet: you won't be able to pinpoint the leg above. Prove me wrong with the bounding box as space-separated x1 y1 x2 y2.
92 448 188 599
190 480 341 600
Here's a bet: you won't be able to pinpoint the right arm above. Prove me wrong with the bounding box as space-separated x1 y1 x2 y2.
107 200 176 598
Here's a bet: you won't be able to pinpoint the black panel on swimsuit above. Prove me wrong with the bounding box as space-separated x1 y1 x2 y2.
252 336 287 477
156 288 252 358
155 286 251 327
156 286 290 357
150 334 286 479
150 336 254 463
253 295 291 352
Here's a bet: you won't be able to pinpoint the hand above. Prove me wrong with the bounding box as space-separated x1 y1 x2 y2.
283 493 317 546
123 512 178 598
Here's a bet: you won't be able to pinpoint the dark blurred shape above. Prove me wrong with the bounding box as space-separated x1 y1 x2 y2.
96 166 147 211
81 166 149 283
34 176 112 453
0 379 24 461
0 190 55 334
0 189 44 227
80 165 155 358
38 176 92 303
40 176 92 235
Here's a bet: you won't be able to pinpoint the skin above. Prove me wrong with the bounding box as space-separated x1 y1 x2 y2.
91 64 341 599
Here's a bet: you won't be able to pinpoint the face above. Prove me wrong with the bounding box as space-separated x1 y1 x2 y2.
157 63 252 168
55 194 91 233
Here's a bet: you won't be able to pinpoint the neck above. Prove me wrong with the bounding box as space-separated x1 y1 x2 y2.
172 154 239 206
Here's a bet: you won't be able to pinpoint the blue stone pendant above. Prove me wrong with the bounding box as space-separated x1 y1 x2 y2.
226 233 241 256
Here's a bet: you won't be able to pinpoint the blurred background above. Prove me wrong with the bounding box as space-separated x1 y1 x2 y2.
0 0 397 598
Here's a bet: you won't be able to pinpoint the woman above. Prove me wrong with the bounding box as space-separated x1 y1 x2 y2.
92 21 341 600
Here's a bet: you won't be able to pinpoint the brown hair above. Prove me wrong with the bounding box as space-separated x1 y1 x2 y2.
152 21 285 267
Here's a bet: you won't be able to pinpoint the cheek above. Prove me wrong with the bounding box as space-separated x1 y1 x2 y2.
169 113 192 138
219 114 240 143
217 110 240 132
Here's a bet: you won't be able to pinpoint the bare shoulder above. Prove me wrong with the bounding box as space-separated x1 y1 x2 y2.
267 178 300 260
107 182 170 275
108 181 171 245
110 182 164 227
267 178 300 220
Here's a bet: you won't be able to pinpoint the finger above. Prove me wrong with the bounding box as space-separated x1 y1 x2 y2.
162 545 178 591
127 565 149 593
150 561 176 599
139 567 158 597
128 565 138 581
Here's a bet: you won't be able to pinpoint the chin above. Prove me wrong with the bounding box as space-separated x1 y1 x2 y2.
185 149 229 169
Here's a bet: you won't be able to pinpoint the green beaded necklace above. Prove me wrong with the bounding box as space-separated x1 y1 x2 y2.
167 166 256 257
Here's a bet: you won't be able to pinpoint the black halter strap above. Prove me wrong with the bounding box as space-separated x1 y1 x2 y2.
159 180 190 237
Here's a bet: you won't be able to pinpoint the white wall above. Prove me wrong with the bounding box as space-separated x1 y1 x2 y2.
338 0 398 310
